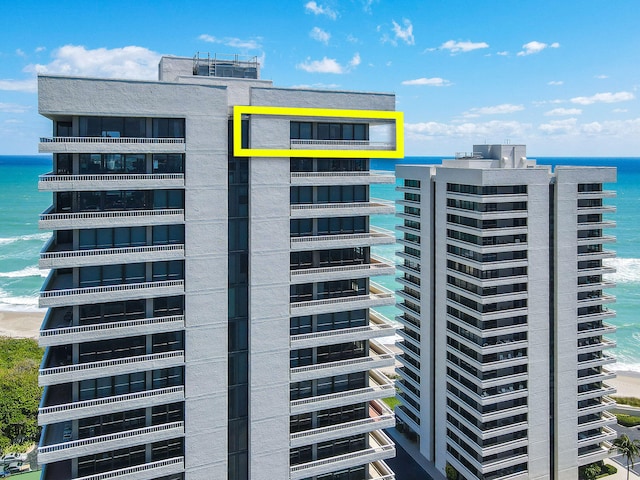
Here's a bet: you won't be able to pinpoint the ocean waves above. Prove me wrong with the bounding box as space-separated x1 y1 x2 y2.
0 266 48 279
604 258 640 284
0 232 50 246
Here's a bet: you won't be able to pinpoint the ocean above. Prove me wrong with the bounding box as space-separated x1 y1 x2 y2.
1 155 638 371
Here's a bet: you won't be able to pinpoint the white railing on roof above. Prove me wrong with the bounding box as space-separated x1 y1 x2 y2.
40 137 184 144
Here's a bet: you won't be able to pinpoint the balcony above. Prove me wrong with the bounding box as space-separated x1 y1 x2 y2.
577 279 616 292
578 396 616 415
578 411 617 432
577 293 616 309
74 457 184 480
291 170 394 185
291 199 395 218
39 351 185 386
577 234 616 245
577 337 617 354
290 341 395 382
577 383 616 401
38 386 185 425
577 219 616 230
38 172 185 192
289 429 395 480
290 139 393 151
577 205 617 214
39 206 185 230
290 255 395 284
40 242 185 269
577 368 616 386
290 370 394 415
38 421 184 464
578 441 614 465
290 399 394 448
291 226 395 251
577 190 616 199
290 282 395 316
39 136 185 154
577 353 616 369
290 310 395 349
577 249 616 261
577 307 616 323
577 322 616 338
39 276 184 308
577 426 617 448
39 314 185 347
369 460 395 480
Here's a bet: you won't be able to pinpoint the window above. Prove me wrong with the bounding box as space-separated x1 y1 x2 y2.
153 118 185 138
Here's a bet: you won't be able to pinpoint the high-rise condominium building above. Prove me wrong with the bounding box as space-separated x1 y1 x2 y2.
394 145 617 480
36 54 402 480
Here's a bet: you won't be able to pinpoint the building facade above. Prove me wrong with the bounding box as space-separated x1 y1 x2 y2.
394 145 617 480
36 54 400 480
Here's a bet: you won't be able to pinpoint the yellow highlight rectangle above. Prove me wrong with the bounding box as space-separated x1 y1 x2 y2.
233 105 404 158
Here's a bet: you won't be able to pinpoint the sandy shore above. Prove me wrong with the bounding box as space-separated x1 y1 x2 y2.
609 370 640 398
0 310 45 339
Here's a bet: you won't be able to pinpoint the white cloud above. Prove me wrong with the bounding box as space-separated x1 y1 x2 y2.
539 118 578 134
346 34 359 44
392 19 415 45
463 104 525 117
27 45 161 80
290 82 341 89
595 74 609 79
437 40 489 53
198 34 261 49
496 51 509 56
362 0 377 13
0 79 37 93
0 102 30 113
310 27 331 44
35 46 46 53
545 108 582 116
16 49 25 57
405 119 530 139
571 91 635 105
297 53 360 74
304 1 337 19
402 77 451 87
517 41 560 56
548 80 563 86
613 108 628 113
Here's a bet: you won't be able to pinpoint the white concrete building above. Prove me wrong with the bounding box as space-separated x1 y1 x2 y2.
394 145 617 480
36 54 400 480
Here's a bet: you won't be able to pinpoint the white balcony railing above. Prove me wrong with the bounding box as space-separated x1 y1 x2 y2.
40 244 184 268
39 208 185 229
40 137 185 144
291 227 395 251
74 457 184 480
38 386 184 425
290 255 395 284
38 172 184 191
290 139 393 150
290 283 395 316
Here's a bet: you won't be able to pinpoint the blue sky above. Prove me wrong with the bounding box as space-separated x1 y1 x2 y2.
1 0 638 156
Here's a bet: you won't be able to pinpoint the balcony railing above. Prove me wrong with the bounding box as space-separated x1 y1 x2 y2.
38 172 185 192
290 255 395 283
290 139 393 150
38 422 184 464
291 370 394 415
290 199 395 218
290 170 394 185
38 386 184 425
290 282 395 315
290 400 394 447
289 430 395 480
40 137 185 144
291 227 395 251
39 208 184 229
74 456 184 480
40 244 184 269
39 351 184 386
39 280 184 308
291 342 394 382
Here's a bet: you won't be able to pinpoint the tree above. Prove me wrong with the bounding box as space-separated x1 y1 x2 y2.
580 462 601 480
610 434 640 480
